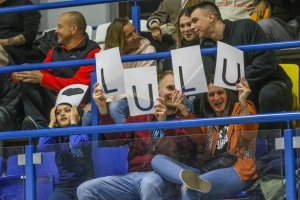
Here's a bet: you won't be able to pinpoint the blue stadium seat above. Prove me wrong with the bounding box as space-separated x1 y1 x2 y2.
0 157 2 176
92 146 129 178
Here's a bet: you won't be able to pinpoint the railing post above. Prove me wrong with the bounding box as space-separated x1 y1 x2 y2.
284 129 296 200
25 144 36 200
131 0 140 33
91 72 99 141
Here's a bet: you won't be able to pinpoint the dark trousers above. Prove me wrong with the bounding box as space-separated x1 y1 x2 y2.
21 83 56 126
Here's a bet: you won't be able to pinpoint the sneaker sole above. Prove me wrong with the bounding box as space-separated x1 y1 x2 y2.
180 170 212 193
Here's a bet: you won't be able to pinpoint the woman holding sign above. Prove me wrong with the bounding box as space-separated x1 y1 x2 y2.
151 75 259 199
104 17 156 124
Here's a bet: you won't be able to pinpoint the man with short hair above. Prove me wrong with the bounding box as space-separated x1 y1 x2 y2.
190 2 292 130
13 11 100 128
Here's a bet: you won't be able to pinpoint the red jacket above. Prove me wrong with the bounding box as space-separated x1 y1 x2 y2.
100 113 199 172
41 37 100 92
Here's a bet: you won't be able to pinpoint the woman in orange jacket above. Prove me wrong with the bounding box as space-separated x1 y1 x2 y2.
151 75 259 200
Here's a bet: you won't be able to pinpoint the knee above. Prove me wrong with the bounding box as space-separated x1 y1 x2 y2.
258 85 281 112
77 181 94 200
151 154 168 170
140 173 164 199
258 19 274 34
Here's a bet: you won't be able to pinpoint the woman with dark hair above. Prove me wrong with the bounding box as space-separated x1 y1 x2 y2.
151 75 259 199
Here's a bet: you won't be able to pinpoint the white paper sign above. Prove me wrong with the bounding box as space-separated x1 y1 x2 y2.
171 45 208 95
55 84 88 106
124 66 159 116
95 47 125 97
214 41 245 90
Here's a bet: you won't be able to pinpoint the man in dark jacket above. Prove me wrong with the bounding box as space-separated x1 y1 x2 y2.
13 11 100 127
0 0 41 64
255 0 300 41
189 2 292 130
0 46 23 131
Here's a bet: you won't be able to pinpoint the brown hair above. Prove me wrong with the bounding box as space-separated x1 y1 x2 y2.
158 70 173 83
104 17 130 55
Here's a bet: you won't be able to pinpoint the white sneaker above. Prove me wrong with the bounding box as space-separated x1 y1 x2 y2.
179 169 212 193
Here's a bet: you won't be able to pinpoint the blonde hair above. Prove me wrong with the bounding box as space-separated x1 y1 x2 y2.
104 17 130 55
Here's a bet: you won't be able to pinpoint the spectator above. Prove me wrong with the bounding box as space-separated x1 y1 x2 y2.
0 0 40 64
163 7 200 72
147 0 202 42
104 17 156 124
151 75 259 199
23 101 93 200
215 0 257 21
0 45 23 131
77 71 201 200
190 2 292 130
255 0 300 42
13 11 100 128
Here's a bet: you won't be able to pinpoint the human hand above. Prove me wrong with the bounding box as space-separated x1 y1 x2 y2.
154 97 167 121
16 70 43 84
0 39 8 46
70 106 79 125
48 106 57 128
12 72 24 83
170 90 189 117
254 1 268 19
151 23 163 42
93 83 108 115
236 77 251 104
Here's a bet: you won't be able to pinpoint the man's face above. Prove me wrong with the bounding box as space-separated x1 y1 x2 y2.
123 22 140 53
179 15 197 42
158 74 176 104
55 104 72 128
55 14 74 46
191 8 212 39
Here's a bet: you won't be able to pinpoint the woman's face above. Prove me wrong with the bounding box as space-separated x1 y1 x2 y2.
123 22 140 53
179 15 197 41
207 83 228 116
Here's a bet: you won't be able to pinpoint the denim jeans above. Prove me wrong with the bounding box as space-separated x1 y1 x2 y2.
151 155 249 200
82 111 92 126
109 98 129 124
77 171 178 200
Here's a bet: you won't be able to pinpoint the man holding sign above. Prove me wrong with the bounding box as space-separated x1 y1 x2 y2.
189 2 292 130
77 71 203 200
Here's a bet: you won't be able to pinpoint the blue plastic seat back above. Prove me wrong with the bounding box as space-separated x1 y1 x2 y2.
0 175 25 200
6 155 24 176
93 146 129 178
0 157 2 177
256 137 268 159
36 152 59 184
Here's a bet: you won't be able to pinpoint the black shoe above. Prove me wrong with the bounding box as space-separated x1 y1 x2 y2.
22 116 39 130
180 169 212 193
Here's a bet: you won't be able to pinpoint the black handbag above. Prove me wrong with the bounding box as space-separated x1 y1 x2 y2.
201 152 238 172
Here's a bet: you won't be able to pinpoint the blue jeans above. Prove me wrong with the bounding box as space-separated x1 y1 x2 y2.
77 171 178 200
82 111 92 126
109 98 129 124
151 155 249 200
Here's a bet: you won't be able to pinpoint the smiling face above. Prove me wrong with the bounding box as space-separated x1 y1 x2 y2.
191 8 214 39
123 22 140 53
158 74 175 104
179 15 197 42
207 83 228 116
55 104 72 128
56 14 75 46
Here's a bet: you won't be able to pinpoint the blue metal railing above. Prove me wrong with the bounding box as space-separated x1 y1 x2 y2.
0 0 298 199
1 40 300 74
